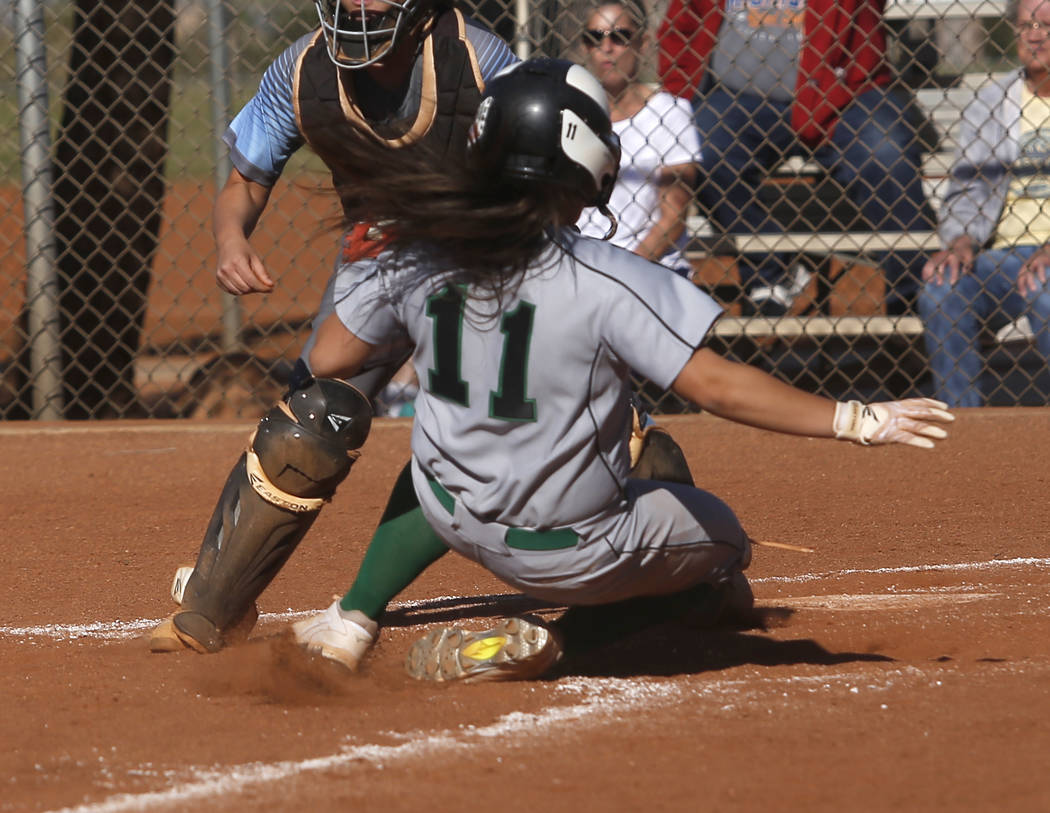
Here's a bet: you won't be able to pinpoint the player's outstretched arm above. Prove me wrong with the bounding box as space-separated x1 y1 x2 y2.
672 347 954 449
213 168 275 295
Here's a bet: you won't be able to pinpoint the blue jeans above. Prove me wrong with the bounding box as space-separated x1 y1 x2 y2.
694 86 934 313
918 246 1050 406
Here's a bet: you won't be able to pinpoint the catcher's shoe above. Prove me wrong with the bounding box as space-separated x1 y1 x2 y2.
406 617 562 683
291 600 378 672
149 615 187 653
148 604 260 652
148 565 259 652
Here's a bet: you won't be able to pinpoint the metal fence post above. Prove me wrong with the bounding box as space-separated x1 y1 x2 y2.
514 0 532 59
15 0 63 420
206 0 243 354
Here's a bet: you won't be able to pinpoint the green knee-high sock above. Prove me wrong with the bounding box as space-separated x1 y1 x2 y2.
339 461 448 620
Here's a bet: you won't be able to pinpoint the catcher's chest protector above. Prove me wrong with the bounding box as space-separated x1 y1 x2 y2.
295 8 484 217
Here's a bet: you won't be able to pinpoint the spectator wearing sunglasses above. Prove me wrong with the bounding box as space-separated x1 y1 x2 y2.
658 0 934 317
576 0 701 278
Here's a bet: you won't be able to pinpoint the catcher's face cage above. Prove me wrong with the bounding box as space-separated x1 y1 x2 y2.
469 59 621 209
314 0 428 69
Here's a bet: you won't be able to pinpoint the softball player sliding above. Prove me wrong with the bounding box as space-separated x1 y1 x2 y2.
151 0 696 660
286 57 956 683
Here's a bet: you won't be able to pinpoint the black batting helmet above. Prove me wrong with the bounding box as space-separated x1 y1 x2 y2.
466 58 621 209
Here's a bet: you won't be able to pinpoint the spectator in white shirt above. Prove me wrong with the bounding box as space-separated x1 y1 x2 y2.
576 0 701 277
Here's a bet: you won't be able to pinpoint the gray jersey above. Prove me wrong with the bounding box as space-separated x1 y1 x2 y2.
338 230 722 530
709 0 802 102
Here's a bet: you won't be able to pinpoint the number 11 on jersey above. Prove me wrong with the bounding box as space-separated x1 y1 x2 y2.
425 285 537 421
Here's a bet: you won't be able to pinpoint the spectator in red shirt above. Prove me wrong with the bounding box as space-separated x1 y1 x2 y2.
659 0 934 317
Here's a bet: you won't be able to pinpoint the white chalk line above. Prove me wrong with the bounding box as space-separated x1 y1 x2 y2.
41 677 680 813
775 592 1001 611
43 662 989 813
0 421 409 437
0 612 313 642
4 555 1047 643
750 555 1050 584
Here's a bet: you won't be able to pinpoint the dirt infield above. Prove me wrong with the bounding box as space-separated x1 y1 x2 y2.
2 409 1050 812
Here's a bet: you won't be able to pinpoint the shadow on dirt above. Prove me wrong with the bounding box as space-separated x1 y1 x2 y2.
382 592 892 680
382 592 564 627
553 626 896 680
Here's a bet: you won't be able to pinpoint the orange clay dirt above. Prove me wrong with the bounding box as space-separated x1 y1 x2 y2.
2 409 1050 812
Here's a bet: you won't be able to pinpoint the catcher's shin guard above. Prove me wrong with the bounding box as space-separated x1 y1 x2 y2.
172 376 372 652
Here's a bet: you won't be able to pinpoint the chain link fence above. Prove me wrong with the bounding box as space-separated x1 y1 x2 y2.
2 0 1040 420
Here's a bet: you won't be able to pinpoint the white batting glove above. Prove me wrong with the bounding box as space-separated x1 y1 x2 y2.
833 398 954 449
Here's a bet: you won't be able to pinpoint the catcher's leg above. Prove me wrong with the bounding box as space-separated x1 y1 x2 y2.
152 371 372 653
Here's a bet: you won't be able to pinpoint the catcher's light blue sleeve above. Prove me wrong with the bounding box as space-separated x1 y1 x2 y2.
465 19 518 79
222 34 313 186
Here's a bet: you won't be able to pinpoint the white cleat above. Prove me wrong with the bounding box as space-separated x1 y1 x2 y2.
405 616 562 683
291 600 378 672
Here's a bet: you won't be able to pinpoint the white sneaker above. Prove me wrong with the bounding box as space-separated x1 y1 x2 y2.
291 600 378 671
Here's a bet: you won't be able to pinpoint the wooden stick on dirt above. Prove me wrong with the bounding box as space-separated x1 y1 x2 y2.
752 538 815 554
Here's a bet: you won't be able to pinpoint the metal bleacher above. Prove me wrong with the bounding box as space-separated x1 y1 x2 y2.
686 1 1009 342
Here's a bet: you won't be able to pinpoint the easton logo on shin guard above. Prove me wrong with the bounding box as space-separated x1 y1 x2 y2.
245 450 326 514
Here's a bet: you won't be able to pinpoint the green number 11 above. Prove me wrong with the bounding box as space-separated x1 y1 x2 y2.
425 286 537 422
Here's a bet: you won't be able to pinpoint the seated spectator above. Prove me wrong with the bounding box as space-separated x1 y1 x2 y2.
657 0 934 316
576 0 701 278
920 0 1050 407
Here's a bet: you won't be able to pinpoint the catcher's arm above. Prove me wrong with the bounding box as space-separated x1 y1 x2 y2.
672 347 953 449
213 168 275 295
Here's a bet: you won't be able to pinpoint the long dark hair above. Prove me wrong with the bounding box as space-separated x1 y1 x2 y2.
328 122 581 297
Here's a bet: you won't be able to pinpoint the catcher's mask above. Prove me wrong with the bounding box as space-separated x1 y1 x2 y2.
314 0 435 69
